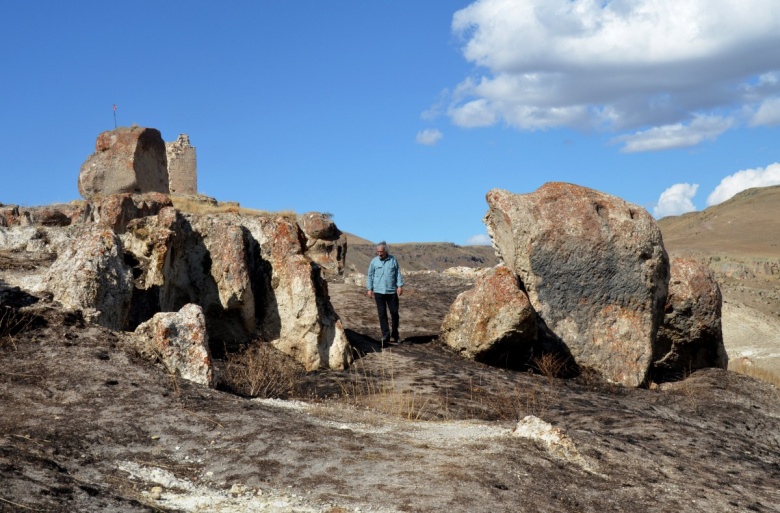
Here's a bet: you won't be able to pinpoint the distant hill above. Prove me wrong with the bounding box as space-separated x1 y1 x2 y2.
657 185 780 258
344 239 499 274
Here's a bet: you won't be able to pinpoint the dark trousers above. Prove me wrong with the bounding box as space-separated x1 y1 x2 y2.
374 292 399 342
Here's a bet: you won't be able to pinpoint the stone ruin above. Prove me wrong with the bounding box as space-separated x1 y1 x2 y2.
166 134 197 195
3 126 350 383
78 126 198 200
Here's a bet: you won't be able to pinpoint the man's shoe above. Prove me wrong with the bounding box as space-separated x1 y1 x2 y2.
381 339 390 348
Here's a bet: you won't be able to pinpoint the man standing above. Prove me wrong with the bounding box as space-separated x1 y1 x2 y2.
366 241 404 347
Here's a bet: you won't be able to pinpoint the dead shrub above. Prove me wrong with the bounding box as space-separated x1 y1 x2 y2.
224 342 306 398
0 306 36 350
532 352 569 385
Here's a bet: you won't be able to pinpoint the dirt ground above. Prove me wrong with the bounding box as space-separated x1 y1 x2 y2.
2 268 780 513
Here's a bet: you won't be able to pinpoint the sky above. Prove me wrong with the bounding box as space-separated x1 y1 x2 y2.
2 0 780 245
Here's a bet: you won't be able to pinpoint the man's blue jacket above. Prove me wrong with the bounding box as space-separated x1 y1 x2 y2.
366 255 404 294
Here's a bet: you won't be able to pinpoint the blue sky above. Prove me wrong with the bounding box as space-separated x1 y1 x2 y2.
2 0 780 245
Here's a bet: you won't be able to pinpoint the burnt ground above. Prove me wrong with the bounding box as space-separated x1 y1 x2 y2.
1 268 780 512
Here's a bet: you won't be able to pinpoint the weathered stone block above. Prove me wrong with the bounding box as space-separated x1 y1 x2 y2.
78 126 169 200
484 183 669 386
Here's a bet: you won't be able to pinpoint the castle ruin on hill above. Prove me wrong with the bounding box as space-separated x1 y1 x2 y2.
165 133 197 195
77 127 198 200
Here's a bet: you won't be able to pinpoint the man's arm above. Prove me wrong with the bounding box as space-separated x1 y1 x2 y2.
366 259 375 297
395 257 404 296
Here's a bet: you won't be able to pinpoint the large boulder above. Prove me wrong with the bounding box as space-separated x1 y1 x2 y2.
78 126 169 200
440 265 536 367
298 212 347 277
44 228 133 330
652 257 728 378
484 183 669 386
134 303 214 387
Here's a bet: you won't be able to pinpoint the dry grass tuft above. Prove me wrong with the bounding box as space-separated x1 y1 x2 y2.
339 355 434 420
466 378 557 421
729 359 780 387
224 342 306 398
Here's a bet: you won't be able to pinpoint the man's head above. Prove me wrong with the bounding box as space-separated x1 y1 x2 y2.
376 242 388 260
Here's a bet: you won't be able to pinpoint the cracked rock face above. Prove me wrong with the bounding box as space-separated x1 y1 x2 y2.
44 227 133 330
484 183 669 386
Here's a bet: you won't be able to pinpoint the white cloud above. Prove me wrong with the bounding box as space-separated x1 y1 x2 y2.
415 129 444 146
750 96 780 126
654 183 699 218
613 116 732 153
442 0 780 149
706 163 780 206
466 233 492 245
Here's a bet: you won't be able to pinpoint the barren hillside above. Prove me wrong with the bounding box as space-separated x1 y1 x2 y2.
345 240 498 274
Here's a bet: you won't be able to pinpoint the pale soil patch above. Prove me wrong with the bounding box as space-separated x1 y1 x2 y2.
722 300 780 376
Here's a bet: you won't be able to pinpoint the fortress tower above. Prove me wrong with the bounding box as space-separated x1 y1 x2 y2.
166 134 197 194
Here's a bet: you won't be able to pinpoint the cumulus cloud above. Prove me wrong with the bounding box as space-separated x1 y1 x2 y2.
654 183 699 218
441 0 780 151
613 116 732 153
706 163 780 206
750 97 780 126
416 128 444 146
466 233 492 245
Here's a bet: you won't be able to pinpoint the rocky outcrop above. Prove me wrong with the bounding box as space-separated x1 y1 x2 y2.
43 227 133 330
78 126 169 200
652 258 728 378
484 183 669 386
119 209 352 371
298 212 347 277
440 265 536 367
81 193 173 234
134 303 214 387
1 204 79 228
242 215 351 371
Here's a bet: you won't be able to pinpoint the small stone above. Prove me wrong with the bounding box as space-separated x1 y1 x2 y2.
150 486 163 500
230 483 247 495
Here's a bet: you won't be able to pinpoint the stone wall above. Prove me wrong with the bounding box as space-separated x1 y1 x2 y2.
166 134 197 195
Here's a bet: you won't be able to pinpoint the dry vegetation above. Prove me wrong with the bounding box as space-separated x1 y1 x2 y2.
170 194 297 218
0 305 36 351
222 341 306 398
730 358 780 387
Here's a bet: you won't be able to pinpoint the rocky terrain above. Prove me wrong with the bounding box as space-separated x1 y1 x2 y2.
1 132 779 512
2 261 780 513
